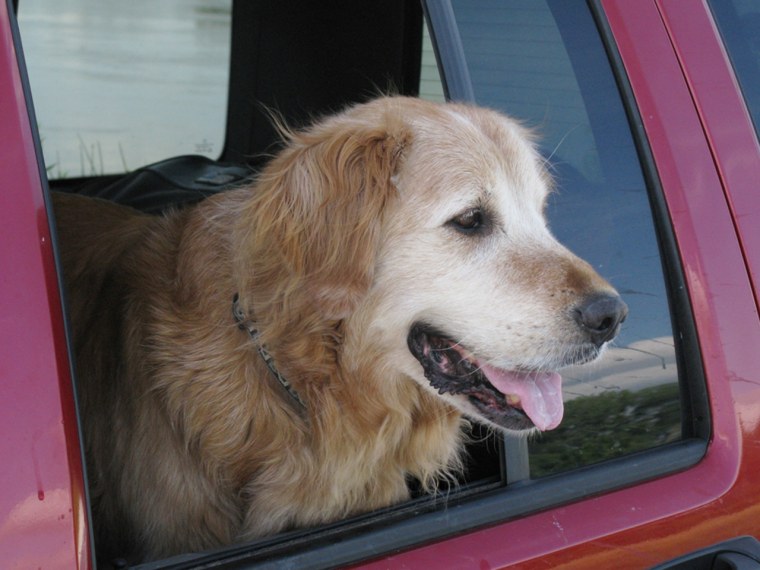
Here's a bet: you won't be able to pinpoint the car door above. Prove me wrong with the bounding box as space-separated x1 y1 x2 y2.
0 1 90 568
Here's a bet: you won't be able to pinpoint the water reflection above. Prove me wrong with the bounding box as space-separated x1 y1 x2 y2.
18 0 232 176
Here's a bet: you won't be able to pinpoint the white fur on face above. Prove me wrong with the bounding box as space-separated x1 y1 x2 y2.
345 103 617 429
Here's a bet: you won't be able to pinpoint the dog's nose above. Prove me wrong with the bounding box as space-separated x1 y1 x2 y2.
573 293 628 346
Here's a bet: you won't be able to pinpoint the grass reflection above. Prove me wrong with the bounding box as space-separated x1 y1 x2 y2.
529 383 682 478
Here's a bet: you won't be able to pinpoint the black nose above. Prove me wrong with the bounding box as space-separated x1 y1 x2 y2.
573 293 628 346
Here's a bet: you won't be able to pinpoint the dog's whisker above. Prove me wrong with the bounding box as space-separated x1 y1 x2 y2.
541 124 582 168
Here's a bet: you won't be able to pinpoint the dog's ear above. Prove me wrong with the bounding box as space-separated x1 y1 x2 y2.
235 103 411 321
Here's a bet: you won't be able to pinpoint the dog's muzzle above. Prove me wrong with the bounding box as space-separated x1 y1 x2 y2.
407 324 565 432
407 292 627 433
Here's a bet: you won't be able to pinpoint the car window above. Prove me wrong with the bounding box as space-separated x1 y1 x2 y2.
17 0 232 178
448 0 683 477
708 0 760 138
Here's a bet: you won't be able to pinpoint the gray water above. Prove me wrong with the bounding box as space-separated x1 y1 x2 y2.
18 0 232 177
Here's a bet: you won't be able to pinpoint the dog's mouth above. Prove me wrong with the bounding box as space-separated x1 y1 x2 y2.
407 323 565 432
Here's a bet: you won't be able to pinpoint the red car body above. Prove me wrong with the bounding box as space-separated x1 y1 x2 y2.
1 0 759 568
0 3 89 568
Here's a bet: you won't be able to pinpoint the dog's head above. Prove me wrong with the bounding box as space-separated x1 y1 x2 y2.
236 97 626 434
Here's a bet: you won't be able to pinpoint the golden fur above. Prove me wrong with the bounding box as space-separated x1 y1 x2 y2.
53 96 621 563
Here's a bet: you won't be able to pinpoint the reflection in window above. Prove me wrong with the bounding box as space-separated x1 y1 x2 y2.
450 0 682 476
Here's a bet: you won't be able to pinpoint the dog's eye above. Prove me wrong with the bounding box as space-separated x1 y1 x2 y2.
449 208 485 234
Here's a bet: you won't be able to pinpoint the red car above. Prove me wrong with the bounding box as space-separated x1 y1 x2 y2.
2 0 760 568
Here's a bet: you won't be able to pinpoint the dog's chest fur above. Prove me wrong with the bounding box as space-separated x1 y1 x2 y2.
54 190 464 560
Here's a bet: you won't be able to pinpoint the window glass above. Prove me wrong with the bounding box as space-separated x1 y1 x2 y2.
450 0 682 477
17 0 231 178
708 0 760 138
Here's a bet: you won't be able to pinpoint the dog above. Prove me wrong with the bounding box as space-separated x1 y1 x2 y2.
53 96 627 563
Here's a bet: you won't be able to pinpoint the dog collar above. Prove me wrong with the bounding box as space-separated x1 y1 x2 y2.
232 293 307 410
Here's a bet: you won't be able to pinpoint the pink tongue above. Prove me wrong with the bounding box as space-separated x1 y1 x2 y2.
480 365 564 431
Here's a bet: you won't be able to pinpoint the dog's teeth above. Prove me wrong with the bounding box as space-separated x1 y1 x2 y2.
507 394 521 407
437 383 459 396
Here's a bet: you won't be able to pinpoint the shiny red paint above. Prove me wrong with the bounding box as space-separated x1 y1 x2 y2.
657 0 760 312
0 3 91 569
357 1 760 567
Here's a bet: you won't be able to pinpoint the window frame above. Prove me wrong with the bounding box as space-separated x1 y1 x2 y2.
699 0 760 314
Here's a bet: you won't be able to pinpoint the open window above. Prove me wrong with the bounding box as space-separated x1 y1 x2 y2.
14 0 709 567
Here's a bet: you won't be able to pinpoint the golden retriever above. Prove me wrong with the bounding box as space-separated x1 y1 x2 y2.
53 96 627 563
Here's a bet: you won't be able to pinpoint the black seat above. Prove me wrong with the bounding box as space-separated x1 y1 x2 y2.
72 155 253 214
